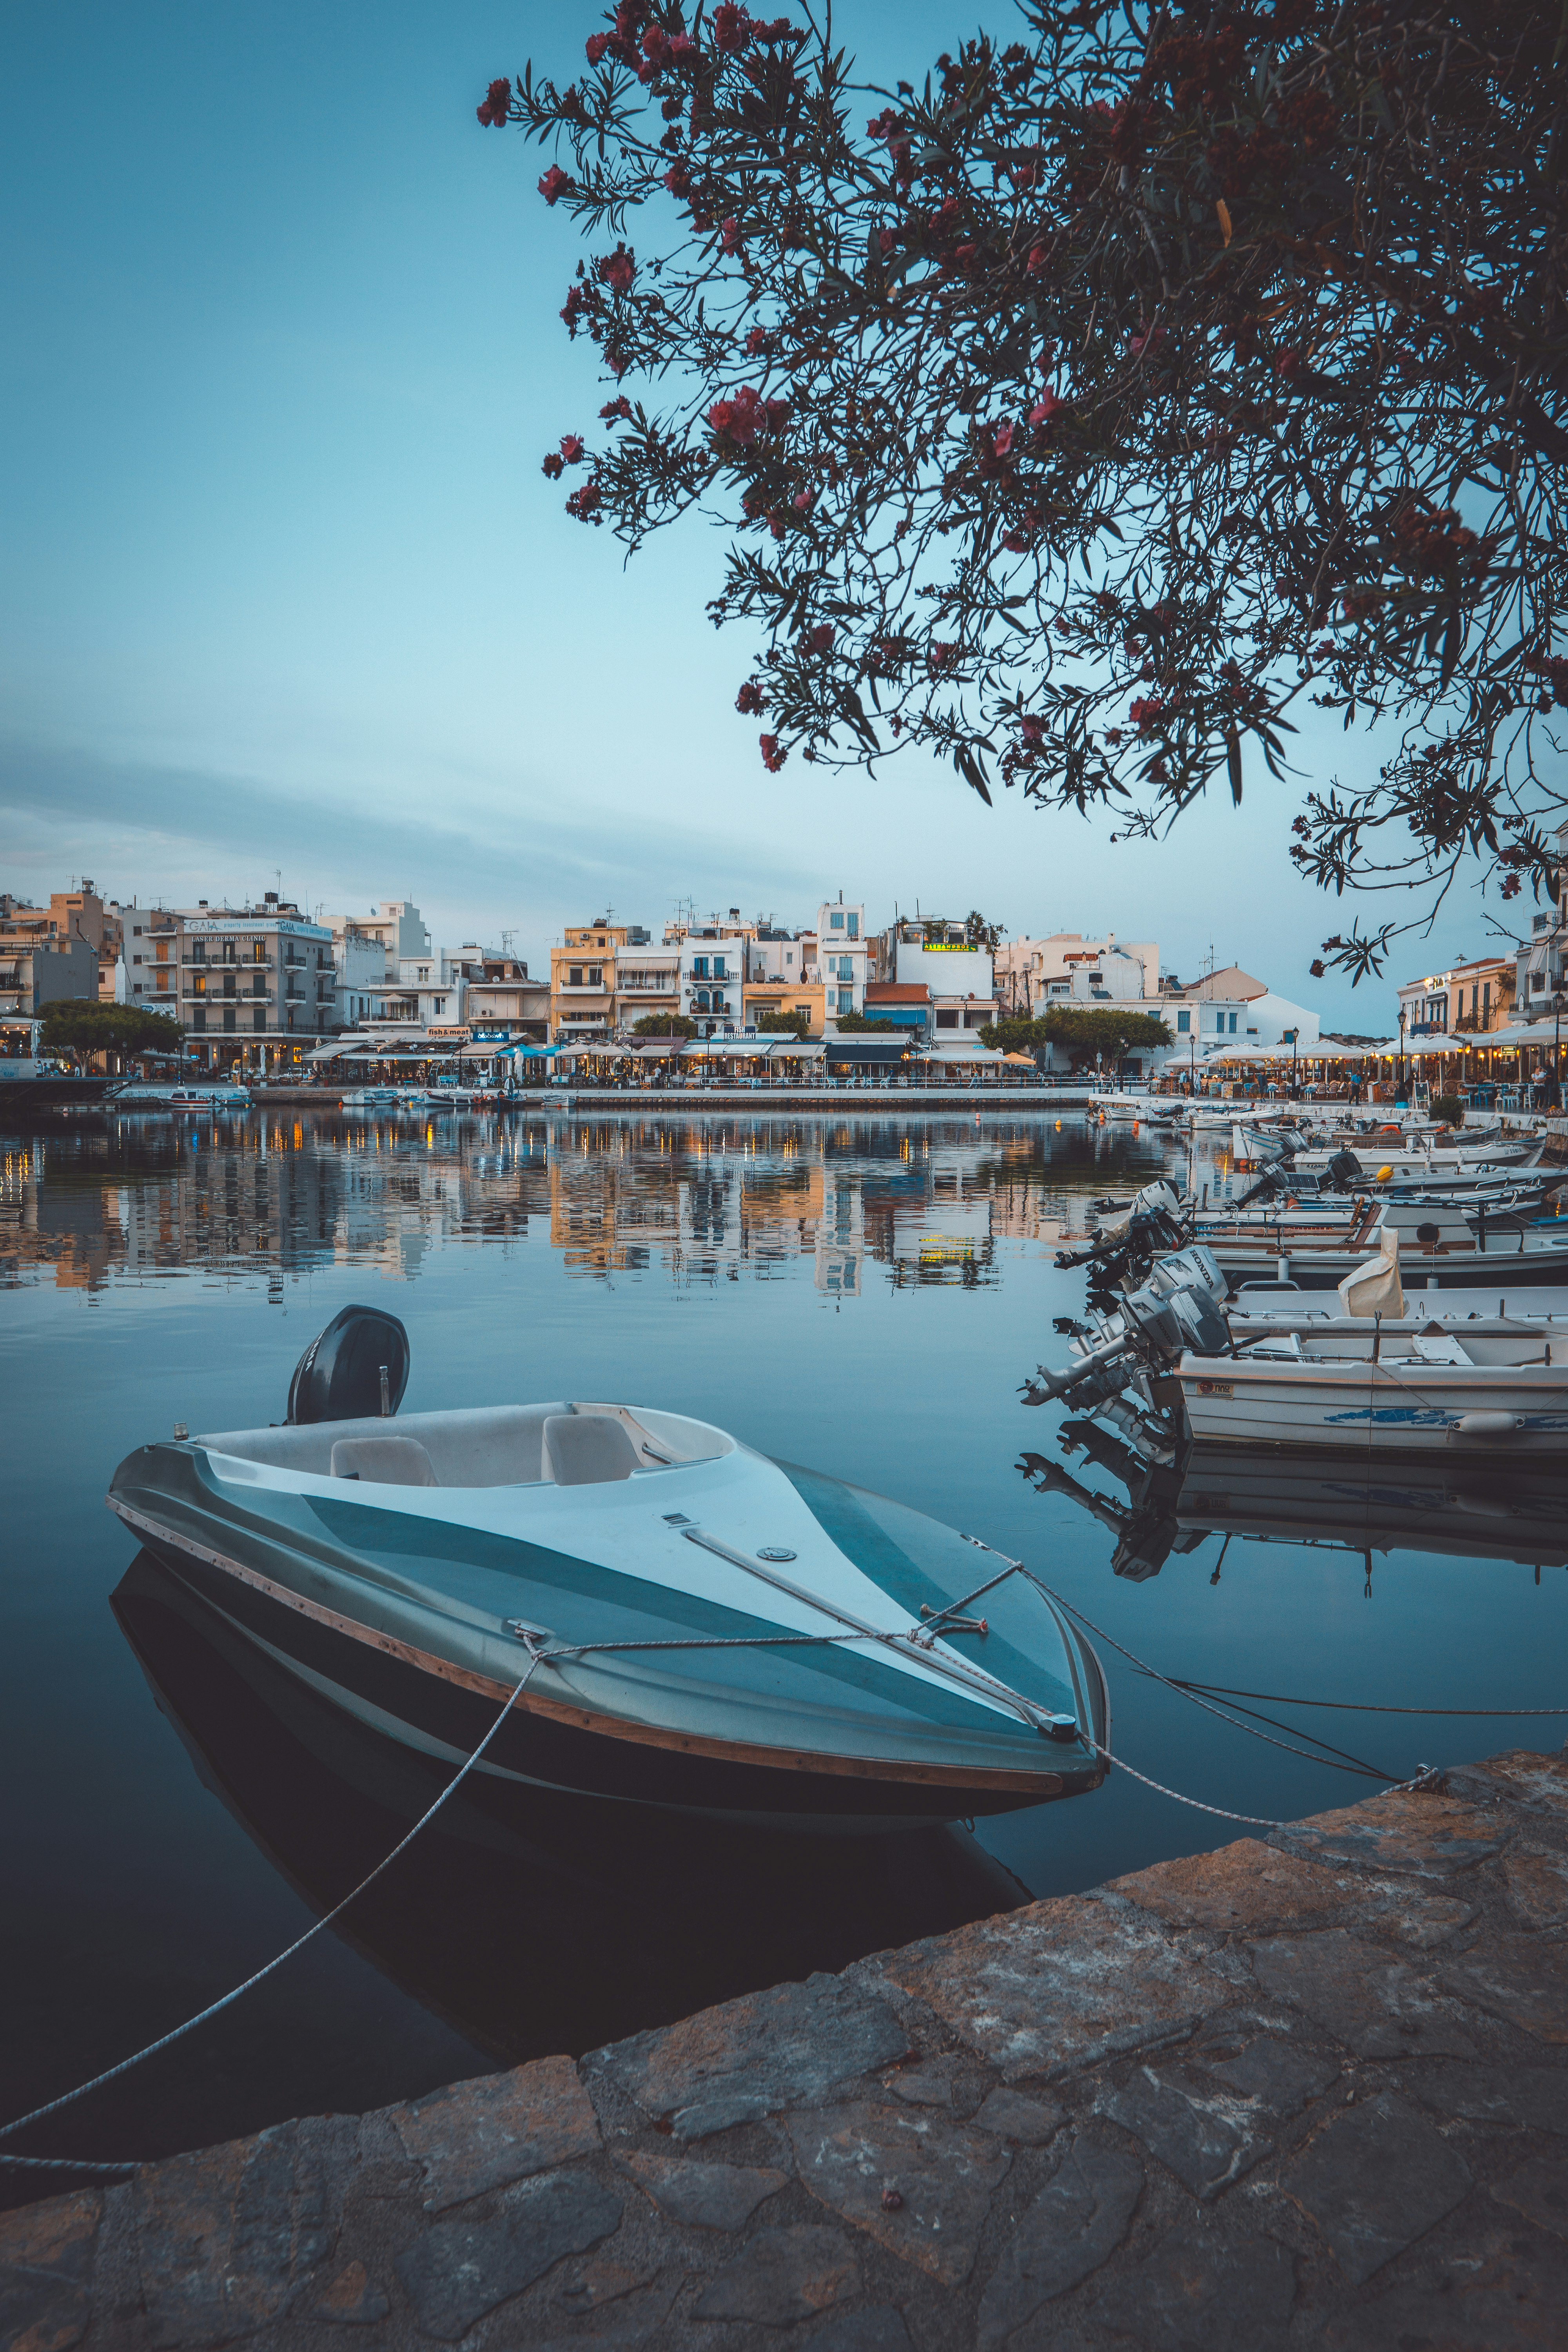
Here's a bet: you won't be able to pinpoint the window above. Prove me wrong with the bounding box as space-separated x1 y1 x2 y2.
848 913 858 938
829 911 845 929
192 974 206 995
713 956 728 980
1176 1009 1190 1033
253 1008 266 1032
157 942 168 962
568 965 583 986
588 965 603 986
838 989 853 1011
695 989 710 1010
192 1008 207 1032
1229 1012 1238 1034
222 1009 236 1033
433 998 445 1015
132 955 142 967
693 956 709 979
132 926 142 937
936 1008 958 1028
713 994 728 1013
786 949 794 965
252 973 266 997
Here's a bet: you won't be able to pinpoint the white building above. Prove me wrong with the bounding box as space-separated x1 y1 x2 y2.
679 927 744 1032
171 900 338 1065
875 917 999 1037
817 897 868 1024
1161 965 1320 1061
997 932 1159 1013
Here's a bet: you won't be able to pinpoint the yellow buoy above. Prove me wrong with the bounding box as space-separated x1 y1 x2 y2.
1376 1164 1394 1183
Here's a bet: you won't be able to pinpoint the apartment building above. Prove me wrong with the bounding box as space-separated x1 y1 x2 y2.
550 920 671 1040
816 898 868 1024
873 916 1000 1035
996 932 1160 1013
173 899 337 1060
1399 954 1517 1038
1161 964 1319 1054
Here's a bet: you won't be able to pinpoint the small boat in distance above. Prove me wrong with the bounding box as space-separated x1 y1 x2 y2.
109 1308 1107 1832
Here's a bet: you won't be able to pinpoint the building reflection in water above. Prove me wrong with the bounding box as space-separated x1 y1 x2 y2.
0 1109 1170 1295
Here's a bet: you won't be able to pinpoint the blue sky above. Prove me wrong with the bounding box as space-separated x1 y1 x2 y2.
0 4 1511 1020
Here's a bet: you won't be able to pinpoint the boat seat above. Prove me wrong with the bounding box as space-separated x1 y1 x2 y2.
543 1413 639 1486
330 1435 438 1486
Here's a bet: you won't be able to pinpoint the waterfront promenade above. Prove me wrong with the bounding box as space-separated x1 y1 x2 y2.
6 1749 1564 2347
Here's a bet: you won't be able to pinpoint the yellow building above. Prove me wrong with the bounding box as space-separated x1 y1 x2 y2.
741 978 826 1036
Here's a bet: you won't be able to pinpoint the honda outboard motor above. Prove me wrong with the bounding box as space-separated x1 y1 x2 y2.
1144 1243 1228 1307
287 1304 410 1425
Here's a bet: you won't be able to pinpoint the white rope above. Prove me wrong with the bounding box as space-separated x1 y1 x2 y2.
1089 1741 1445 1828
0 1649 547 2172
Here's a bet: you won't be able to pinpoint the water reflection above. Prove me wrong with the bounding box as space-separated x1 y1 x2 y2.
113 1553 1028 2065
1025 1437 1568 1579
0 1110 1167 1294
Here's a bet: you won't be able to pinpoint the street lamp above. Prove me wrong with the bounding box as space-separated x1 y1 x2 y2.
1552 989 1565 1111
1283 1027 1299 1098
1396 1004 1407 1100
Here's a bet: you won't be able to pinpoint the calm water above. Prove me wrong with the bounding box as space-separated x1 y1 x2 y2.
3 1104 1565 2193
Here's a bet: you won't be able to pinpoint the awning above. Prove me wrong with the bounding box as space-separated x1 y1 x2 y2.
824 1037 913 1062
765 1040 826 1058
499 1042 560 1058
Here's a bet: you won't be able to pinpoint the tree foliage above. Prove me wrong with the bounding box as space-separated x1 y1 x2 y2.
40 1001 183 1056
755 1004 811 1033
1043 1003 1172 1056
488 1 1568 980
632 1009 700 1034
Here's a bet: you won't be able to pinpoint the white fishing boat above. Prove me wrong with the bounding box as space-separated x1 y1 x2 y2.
1088 1090 1180 1123
1174 1326 1568 1455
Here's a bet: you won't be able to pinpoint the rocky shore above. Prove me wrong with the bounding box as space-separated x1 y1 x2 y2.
4 1752 1565 2349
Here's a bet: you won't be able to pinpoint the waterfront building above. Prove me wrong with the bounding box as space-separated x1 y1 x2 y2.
1512 825 1568 1029
0 884 110 1017
996 931 1160 1014
872 916 1001 1037
1160 964 1320 1059
862 981 931 1037
678 923 744 1033
741 974 826 1034
1397 954 1517 1042
463 952 552 1043
169 898 337 1067
816 897 869 1026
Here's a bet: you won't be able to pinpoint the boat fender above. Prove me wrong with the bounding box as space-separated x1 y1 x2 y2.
1451 1411 1521 1437
1376 1165 1394 1183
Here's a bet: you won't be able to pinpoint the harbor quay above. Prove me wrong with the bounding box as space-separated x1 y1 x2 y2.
7 1749 1564 2349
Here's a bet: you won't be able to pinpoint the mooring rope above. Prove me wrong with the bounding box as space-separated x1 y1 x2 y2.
0 1647 550 2176
0 1541 1471 2179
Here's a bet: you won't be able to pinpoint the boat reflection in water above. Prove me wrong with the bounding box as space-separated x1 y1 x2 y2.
112 1554 1029 2067
1022 1432 1568 1579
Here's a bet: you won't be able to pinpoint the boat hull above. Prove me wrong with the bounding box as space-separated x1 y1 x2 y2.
1178 1354 1568 1456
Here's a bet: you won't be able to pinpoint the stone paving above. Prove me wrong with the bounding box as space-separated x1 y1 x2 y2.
4 1751 1566 2349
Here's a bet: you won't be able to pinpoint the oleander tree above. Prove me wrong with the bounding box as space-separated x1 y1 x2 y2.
479 1 1568 982
39 1002 183 1059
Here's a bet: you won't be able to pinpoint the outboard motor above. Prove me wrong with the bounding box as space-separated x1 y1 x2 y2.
287 1304 410 1425
1144 1243 1228 1307
1323 1149 1363 1192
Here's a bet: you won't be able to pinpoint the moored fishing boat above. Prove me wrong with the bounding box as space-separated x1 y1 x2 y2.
108 1308 1107 1832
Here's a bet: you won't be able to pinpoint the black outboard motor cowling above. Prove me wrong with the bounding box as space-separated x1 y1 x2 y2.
1323 1149 1363 1191
287 1304 410 1425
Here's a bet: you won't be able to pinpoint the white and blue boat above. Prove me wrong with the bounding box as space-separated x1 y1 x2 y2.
109 1310 1106 1833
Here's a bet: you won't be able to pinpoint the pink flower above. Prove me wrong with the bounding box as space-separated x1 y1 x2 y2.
541 452 564 479
642 24 671 66
736 680 766 713
560 434 586 464
1029 389 1064 424
585 33 612 64
760 733 787 771
720 217 742 254
708 384 772 444
668 32 698 64
713 3 751 53
598 245 636 293
565 478 602 522
599 395 633 423
476 77 511 128
807 623 833 653
537 165 573 204
744 326 770 356
791 489 813 511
